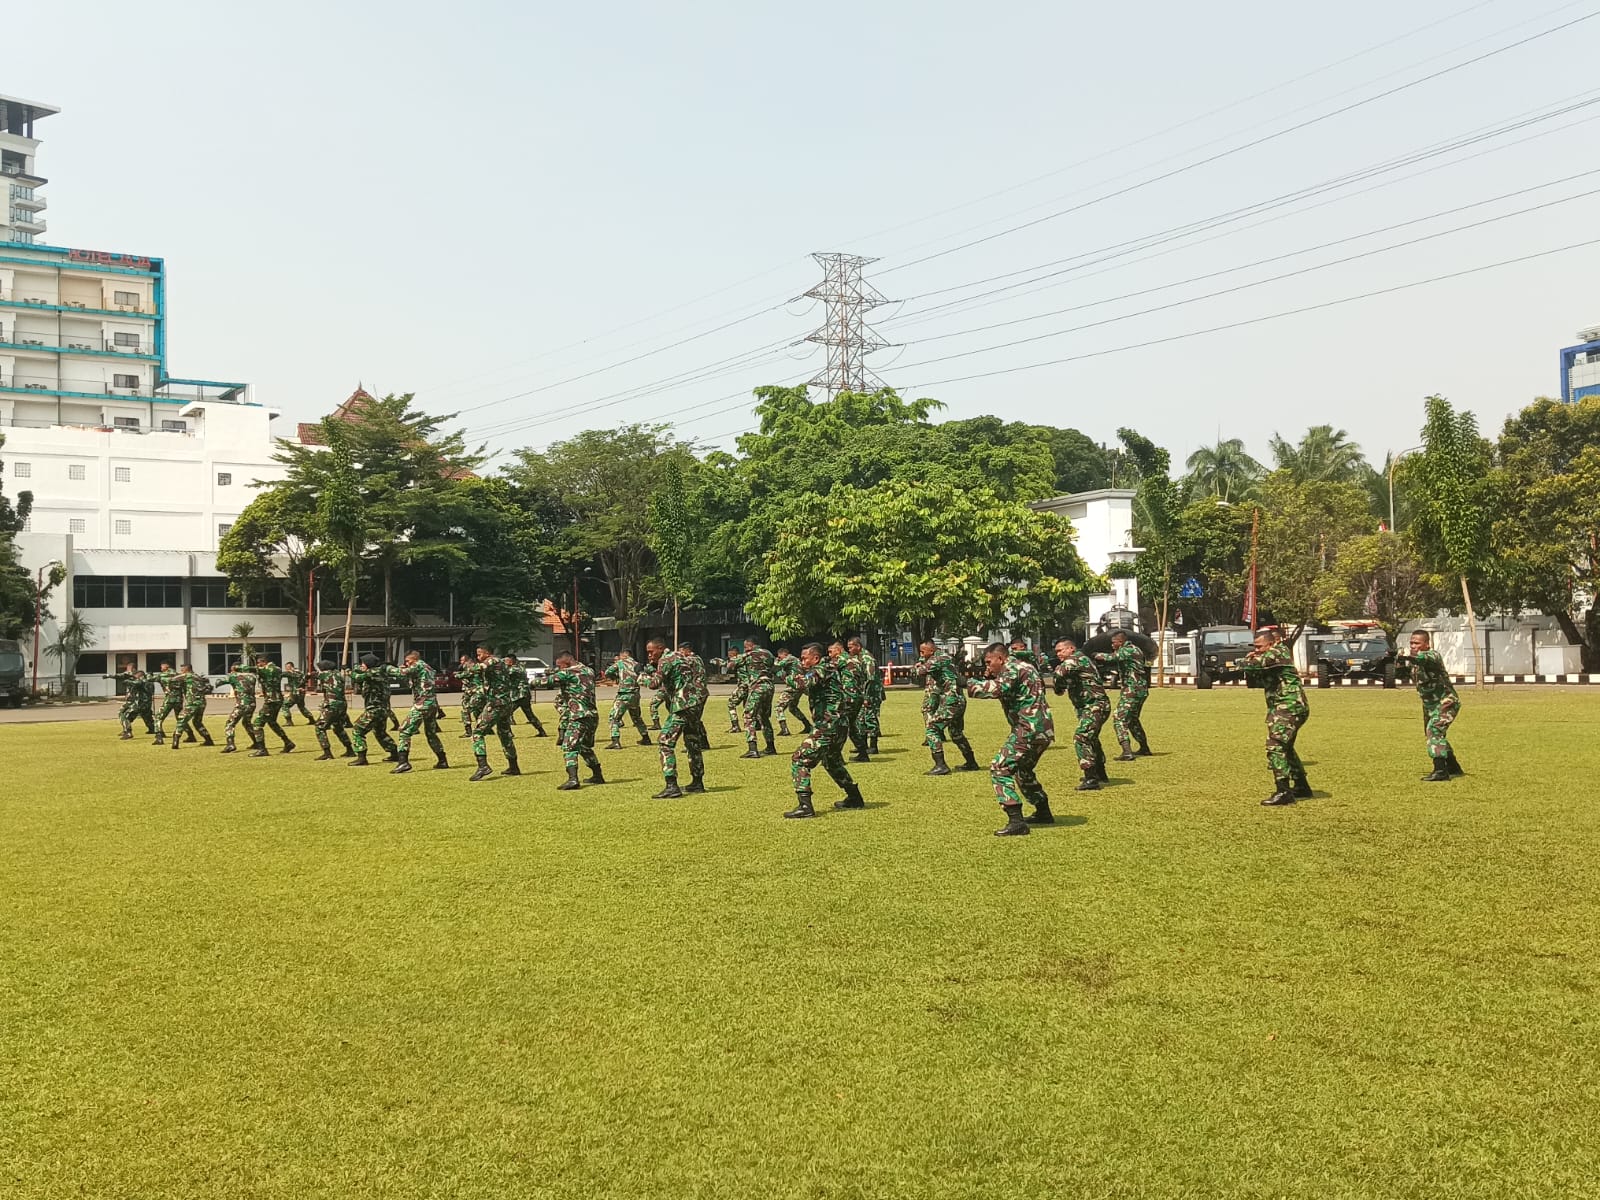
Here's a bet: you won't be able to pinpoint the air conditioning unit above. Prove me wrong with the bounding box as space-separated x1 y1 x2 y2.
116 304 134 311
67 342 92 350
1581 327 1600 344
24 383 47 390
66 300 86 308
23 297 45 304
19 338 43 346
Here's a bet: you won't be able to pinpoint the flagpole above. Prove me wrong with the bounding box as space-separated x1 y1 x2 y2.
1245 507 1260 632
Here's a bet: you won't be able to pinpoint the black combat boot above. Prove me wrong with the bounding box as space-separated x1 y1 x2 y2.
249 745 269 758
433 753 449 770
469 755 493 782
1025 798 1056 825
340 743 356 758
650 720 661 731
1136 739 1153 756
1291 776 1313 798
684 774 705 794
1422 757 1451 782
851 745 870 763
1261 778 1295 805
637 734 652 746
832 782 865 810
349 752 369 767
764 732 777 756
391 751 412 775
1094 760 1110 783
1076 773 1101 791
503 752 521 777
784 791 816 819
280 740 294 754
605 738 622 751
869 734 879 754
652 777 683 799
220 744 237 755
587 761 604 785
926 751 951 777
957 747 981 772
382 747 399 763
1447 751 1465 776
778 722 791 737
185 729 197 743
557 765 581 791
119 730 132 741
994 803 1030 836
1115 747 1137 762
315 748 333 761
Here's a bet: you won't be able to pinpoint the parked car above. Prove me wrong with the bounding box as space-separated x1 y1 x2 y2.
517 657 551 687
1193 625 1256 688
1311 623 1397 685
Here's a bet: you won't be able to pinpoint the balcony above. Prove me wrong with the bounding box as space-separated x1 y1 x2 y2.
8 186 44 211
0 162 46 186
0 290 155 318
0 329 155 355
0 373 155 399
8 212 45 233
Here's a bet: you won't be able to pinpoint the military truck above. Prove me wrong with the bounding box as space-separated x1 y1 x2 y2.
1309 622 1398 687
1192 625 1256 688
0 638 26 707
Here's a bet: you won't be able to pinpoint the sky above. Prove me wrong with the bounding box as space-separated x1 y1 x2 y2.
15 0 1600 471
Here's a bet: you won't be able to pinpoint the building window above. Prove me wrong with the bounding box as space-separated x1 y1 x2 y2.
113 416 140 430
217 472 232 486
218 523 233 539
190 577 231 607
73 576 125 608
161 420 187 433
12 462 28 478
76 652 109 676
127 576 184 608
69 518 86 534
113 374 138 389
114 518 131 535
113 290 139 306
114 466 132 483
68 464 86 481
237 583 288 609
209 642 283 675
113 332 140 349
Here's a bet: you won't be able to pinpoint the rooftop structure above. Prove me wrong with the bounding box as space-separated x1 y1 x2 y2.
1 93 59 246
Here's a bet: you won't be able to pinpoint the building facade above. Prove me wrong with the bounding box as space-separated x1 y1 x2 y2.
1558 323 1600 403
1 93 55 247
1029 488 1142 628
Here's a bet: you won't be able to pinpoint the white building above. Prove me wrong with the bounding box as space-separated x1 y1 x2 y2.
1 94 55 247
1030 488 1141 627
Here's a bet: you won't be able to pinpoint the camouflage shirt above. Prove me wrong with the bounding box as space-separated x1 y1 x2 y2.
853 648 883 699
736 647 776 691
774 653 799 687
795 658 849 737
1052 651 1108 710
834 652 867 703
1243 643 1307 714
226 668 258 703
1010 646 1045 670
350 663 392 709
1411 649 1457 705
179 672 212 704
478 657 515 708
648 651 708 713
155 668 182 699
602 656 643 699
968 658 1055 742
284 667 306 699
552 662 599 720
314 668 348 705
919 651 965 719
1095 643 1150 699
459 661 485 700
255 663 285 703
505 666 532 702
396 660 439 705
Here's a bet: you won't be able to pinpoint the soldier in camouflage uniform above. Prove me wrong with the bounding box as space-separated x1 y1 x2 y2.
457 653 485 740
348 653 401 767
967 642 1056 835
502 654 548 736
644 637 708 798
601 648 652 749
281 663 315 726
1052 636 1111 790
249 656 295 757
152 662 191 745
717 648 747 734
1241 629 1311 806
551 651 605 790
847 637 883 754
783 642 866 819
772 647 812 737
219 659 262 754
1395 630 1463 782
915 639 981 775
168 665 215 750
311 659 355 760
390 650 449 774
738 638 778 759
1093 632 1152 761
829 640 871 763
108 668 156 738
1009 638 1045 670
468 646 520 781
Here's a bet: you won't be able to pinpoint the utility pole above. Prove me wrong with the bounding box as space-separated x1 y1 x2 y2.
803 252 890 399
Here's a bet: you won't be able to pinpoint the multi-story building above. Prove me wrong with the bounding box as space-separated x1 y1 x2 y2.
1558 323 1600 402
1 93 55 248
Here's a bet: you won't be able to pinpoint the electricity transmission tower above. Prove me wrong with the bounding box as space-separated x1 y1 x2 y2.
803 252 890 398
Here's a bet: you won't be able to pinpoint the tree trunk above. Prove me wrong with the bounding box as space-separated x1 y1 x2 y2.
1551 609 1600 672
383 564 393 662
673 596 679 650
1460 574 1484 688
1155 565 1170 687
339 592 355 668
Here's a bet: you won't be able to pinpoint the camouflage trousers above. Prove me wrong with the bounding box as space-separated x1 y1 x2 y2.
856 693 882 741
252 699 292 748
471 702 516 762
171 697 210 746
845 700 868 753
743 683 775 750
459 693 484 733
790 723 854 794
351 705 398 756
224 699 259 749
397 699 445 758
1111 690 1149 753
1422 696 1459 758
1265 703 1309 782
118 697 154 735
559 712 601 772
658 702 708 782
155 695 183 735
727 686 747 731
608 692 648 742
316 701 353 754
923 699 974 759
775 685 811 730
283 693 314 724
990 730 1053 808
514 697 546 734
648 690 665 726
1073 699 1111 773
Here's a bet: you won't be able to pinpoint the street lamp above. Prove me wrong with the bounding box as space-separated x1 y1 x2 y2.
32 559 63 696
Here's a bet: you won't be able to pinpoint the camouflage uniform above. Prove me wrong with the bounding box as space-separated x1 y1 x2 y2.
737 646 777 756
1412 648 1460 764
602 655 651 745
349 662 399 760
786 657 862 813
1051 651 1110 777
470 656 518 768
773 651 812 735
111 671 156 736
718 653 747 733
313 666 354 757
458 660 486 740
1093 643 1151 756
647 678 666 730
505 662 547 735
1010 646 1046 671
834 649 870 757
968 659 1056 808
917 651 978 768
222 666 261 751
282 666 314 725
1241 642 1310 794
169 671 214 748
153 668 186 742
553 661 603 777
251 663 294 750
852 647 883 751
394 659 446 761
647 650 709 789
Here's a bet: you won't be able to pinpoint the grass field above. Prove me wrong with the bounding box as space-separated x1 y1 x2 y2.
3 688 1598 1199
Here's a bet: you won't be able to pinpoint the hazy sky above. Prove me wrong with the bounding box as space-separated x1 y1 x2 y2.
17 0 1600 469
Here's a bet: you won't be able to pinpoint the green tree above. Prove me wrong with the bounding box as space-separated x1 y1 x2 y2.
1164 498 1252 628
1183 438 1264 502
229 621 256 664
0 430 44 638
317 423 366 666
1252 473 1374 643
1269 425 1369 485
1121 429 1183 682
1411 395 1493 683
216 488 320 647
1325 530 1447 646
45 608 96 697
747 480 1096 643
648 456 694 647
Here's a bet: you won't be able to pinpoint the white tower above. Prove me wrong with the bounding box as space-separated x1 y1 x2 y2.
1 93 58 246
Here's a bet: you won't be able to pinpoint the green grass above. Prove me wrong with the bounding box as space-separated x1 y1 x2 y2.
3 688 1598 1199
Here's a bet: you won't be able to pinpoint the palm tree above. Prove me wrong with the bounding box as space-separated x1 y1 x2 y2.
230 620 256 665
1184 438 1264 502
45 608 96 698
1269 425 1368 484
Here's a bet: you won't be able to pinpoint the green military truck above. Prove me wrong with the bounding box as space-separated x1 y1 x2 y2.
0 638 26 707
